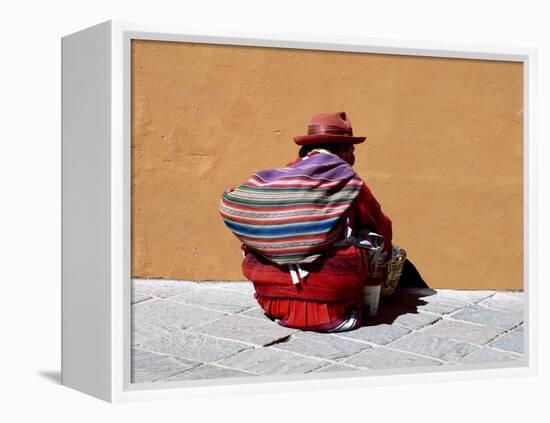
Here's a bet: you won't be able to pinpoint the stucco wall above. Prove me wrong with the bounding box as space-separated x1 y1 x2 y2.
131 40 523 290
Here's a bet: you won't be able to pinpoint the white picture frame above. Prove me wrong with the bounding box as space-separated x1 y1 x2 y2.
61 20 537 403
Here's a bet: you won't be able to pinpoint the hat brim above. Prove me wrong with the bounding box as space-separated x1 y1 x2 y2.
293 133 366 146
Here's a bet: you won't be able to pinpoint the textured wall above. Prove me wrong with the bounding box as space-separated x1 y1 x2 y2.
131 40 523 290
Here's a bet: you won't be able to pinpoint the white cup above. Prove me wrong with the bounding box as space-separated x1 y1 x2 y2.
362 284 382 317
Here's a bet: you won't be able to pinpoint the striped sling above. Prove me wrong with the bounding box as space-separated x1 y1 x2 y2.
220 151 363 265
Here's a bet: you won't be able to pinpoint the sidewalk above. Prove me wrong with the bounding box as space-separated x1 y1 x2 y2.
131 279 525 383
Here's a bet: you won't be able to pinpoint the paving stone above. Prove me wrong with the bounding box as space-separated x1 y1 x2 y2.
215 348 327 375
134 279 190 287
138 331 250 362
335 324 410 345
451 305 523 330
150 286 197 299
385 290 471 315
132 328 160 347
459 347 523 364
512 324 524 333
191 314 297 346
478 292 525 314
132 318 172 347
388 332 479 362
421 320 504 345
344 347 442 369
440 362 460 367
169 287 257 314
415 296 470 315
313 363 361 373
374 306 441 330
188 281 253 293
487 332 524 354
273 331 371 360
131 348 199 383
240 306 271 320
167 364 256 381
436 290 496 304
133 279 200 298
131 289 153 304
389 288 494 306
383 289 436 310
213 281 256 295
132 299 227 333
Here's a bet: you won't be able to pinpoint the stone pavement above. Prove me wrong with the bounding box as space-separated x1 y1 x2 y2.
131 279 526 384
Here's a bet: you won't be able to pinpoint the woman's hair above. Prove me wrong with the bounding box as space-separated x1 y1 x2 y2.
298 142 349 158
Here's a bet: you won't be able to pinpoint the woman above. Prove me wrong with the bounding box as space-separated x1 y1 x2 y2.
223 112 392 332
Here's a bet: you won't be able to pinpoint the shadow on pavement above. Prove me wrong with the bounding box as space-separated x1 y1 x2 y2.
361 259 434 326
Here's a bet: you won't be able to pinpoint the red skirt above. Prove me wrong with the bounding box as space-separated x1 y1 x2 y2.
255 295 362 332
243 244 369 332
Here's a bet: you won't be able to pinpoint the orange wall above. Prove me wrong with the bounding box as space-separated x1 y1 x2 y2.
131 40 523 290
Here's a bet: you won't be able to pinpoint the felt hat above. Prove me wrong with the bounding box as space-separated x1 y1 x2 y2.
293 112 366 145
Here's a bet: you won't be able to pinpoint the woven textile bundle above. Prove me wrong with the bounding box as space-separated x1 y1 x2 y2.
220 152 363 265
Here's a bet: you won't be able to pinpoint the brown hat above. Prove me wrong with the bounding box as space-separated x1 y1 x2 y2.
293 112 366 145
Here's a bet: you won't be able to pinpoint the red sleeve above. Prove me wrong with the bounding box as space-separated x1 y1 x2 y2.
350 183 393 256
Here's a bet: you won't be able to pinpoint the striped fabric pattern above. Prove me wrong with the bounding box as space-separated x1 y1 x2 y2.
220 152 363 265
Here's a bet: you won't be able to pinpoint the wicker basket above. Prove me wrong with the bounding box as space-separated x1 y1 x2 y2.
371 245 407 297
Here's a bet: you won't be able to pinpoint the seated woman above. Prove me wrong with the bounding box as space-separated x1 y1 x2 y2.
221 112 392 332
